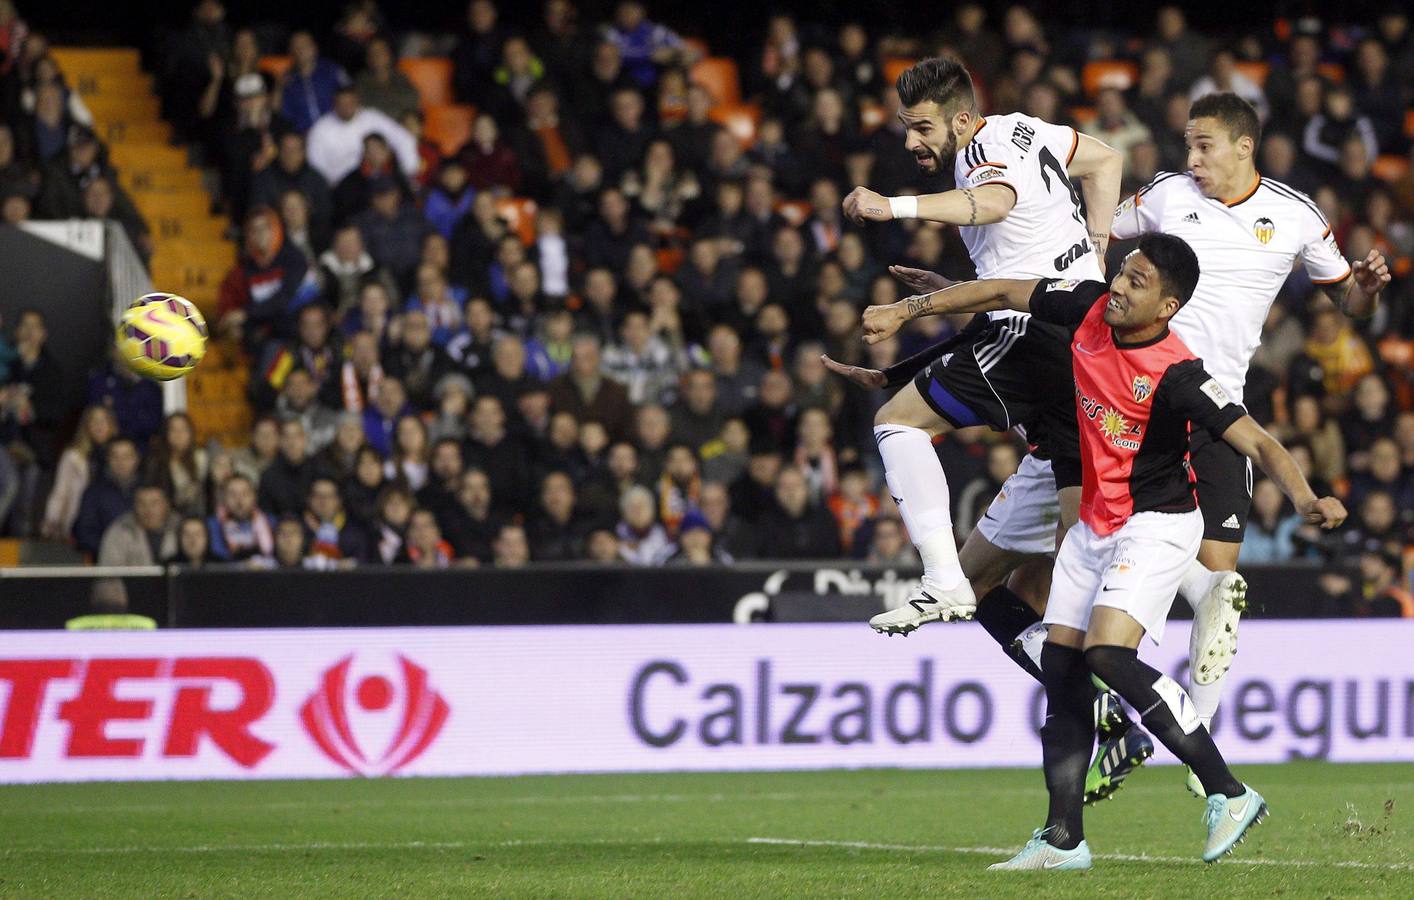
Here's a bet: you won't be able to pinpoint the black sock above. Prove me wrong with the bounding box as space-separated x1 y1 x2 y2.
1084 645 1243 798
1039 642 1093 849
975 585 1044 683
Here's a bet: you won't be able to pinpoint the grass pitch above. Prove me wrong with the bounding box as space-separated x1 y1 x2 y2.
1 762 1410 897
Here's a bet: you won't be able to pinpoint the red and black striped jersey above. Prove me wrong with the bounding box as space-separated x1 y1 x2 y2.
1029 279 1247 536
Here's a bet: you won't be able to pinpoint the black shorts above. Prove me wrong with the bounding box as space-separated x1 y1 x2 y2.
913 315 1080 485
1189 428 1253 542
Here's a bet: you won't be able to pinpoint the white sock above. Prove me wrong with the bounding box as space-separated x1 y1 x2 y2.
1191 676 1224 730
1177 559 1216 611
875 424 965 591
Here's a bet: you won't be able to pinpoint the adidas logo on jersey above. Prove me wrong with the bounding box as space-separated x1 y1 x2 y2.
1221 514 1241 529
1183 212 1201 224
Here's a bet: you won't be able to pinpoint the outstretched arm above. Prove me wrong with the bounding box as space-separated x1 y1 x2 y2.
862 278 1041 344
1067 133 1123 267
1220 416 1346 528
843 182 1017 227
1328 248 1391 319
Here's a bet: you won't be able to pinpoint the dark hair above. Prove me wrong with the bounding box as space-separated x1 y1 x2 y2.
1137 233 1201 307
896 57 975 112
1189 92 1261 146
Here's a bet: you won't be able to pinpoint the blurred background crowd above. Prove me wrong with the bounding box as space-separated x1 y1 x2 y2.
0 0 1411 616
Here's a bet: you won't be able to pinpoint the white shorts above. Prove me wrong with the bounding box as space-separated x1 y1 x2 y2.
975 453 1062 555
1043 510 1203 645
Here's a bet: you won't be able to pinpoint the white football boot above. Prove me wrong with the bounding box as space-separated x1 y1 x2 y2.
868 581 977 635
1190 571 1247 686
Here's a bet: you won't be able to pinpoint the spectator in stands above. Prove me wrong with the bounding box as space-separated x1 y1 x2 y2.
223 73 288 220
424 158 475 240
143 412 208 518
1189 49 1268 121
330 132 409 226
385 414 430 490
257 418 316 516
595 88 655 185
1084 89 1153 179
41 405 116 540
414 436 463 512
463 393 531 510
655 443 700 536
472 334 529 412
252 131 334 238
866 517 917 565
603 0 685 88
3 308 64 477
385 309 455 411
303 475 367 563
616 483 671 564
1350 38 1407 154
217 207 311 347
315 412 366 482
82 176 152 263
526 470 588 560
319 227 386 316
269 515 314 568
275 367 339 453
355 175 429 291
0 124 37 201
1349 437 1414 511
756 465 842 559
492 521 530 568
357 374 402 455
256 302 338 409
231 414 278 483
452 0 507 107
340 444 383 527
428 374 473 445
460 113 521 193
23 81 73 163
35 125 137 222
168 514 217 567
547 334 633 441
399 507 453 567
96 482 179 572
602 309 685 405
404 268 465 348
1303 85 1379 173
440 467 499 563
666 509 730 564
670 368 725 452
72 437 141 556
307 85 418 186
370 484 413 563
1239 478 1303 564
354 36 419 121
280 31 351 133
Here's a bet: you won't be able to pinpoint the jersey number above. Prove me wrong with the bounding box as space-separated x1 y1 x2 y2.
1038 147 1084 225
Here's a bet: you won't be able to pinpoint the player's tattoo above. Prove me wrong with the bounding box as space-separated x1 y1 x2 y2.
905 294 934 319
963 189 977 225
866 206 886 218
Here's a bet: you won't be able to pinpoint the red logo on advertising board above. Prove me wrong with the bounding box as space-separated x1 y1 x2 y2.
298 655 449 776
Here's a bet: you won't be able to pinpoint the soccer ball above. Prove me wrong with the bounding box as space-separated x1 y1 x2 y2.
115 292 209 381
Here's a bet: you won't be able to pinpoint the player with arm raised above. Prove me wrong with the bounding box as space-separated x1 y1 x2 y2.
1109 94 1388 776
831 57 1124 647
877 235 1346 869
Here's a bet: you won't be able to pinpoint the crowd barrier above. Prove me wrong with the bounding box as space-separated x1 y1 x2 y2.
1 620 1410 783
0 562 1336 628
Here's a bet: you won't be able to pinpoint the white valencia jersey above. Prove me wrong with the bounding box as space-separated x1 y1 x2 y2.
955 113 1104 322
1112 172 1351 403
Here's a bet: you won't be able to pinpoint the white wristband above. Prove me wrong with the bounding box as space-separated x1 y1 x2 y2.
887 195 918 219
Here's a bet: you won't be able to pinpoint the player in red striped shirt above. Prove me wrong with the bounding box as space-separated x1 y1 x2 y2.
862 233 1347 868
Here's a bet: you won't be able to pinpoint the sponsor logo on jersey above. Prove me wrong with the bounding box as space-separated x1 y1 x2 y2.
1182 211 1201 224
971 167 1006 183
1199 378 1230 408
1114 196 1135 218
1253 217 1276 244
1132 375 1153 403
1047 279 1082 292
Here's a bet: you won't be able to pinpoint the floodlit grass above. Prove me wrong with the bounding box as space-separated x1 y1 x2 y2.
1 762 1411 897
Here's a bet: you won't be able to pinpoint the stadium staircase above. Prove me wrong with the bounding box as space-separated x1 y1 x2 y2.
52 46 252 447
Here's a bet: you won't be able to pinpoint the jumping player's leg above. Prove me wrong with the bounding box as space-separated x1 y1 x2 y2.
869 380 975 629
1176 434 1253 731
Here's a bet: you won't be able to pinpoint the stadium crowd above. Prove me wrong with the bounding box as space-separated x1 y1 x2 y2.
0 1 1412 615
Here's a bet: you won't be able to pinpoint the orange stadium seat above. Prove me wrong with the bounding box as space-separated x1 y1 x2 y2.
398 57 453 109
1373 155 1409 182
496 197 539 246
259 55 292 81
1405 109 1414 138
1069 105 1098 127
1082 60 1138 96
883 58 916 88
859 99 886 133
776 200 811 227
708 102 761 149
1316 62 1344 83
424 104 476 157
1234 61 1269 86
690 57 740 106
